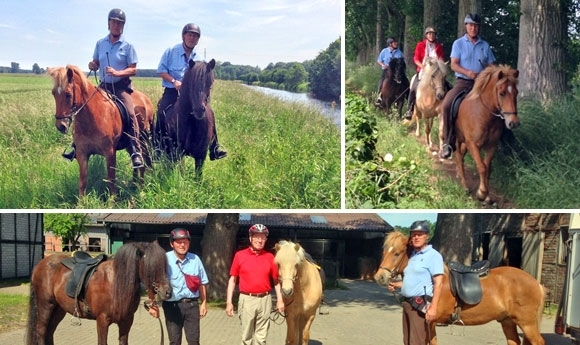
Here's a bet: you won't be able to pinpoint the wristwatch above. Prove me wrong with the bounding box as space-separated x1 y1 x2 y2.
171 78 176 84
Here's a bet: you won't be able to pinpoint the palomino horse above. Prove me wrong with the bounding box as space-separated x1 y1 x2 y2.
26 241 172 345
410 57 449 151
275 240 323 345
47 65 154 197
374 231 545 345
380 58 409 118
160 59 216 175
455 65 520 204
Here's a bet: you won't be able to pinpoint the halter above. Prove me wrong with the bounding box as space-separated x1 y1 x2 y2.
477 81 518 120
54 71 100 124
379 246 407 278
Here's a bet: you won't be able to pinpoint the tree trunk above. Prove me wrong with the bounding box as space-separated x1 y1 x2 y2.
431 213 476 264
201 213 239 301
423 0 440 28
457 0 481 37
517 0 567 101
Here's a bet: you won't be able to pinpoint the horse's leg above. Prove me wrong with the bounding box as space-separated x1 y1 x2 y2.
195 158 204 178
425 118 434 150
478 146 497 204
500 318 522 345
104 150 117 196
45 306 66 345
117 315 135 345
96 314 112 345
77 154 89 197
428 322 438 345
301 314 316 345
520 323 545 345
414 111 421 137
454 142 469 193
285 314 297 345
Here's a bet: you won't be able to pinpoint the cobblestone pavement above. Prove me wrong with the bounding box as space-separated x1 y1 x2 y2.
1 279 573 344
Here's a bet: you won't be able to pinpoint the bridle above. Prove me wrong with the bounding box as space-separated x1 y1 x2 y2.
478 81 518 120
54 71 100 125
379 246 407 279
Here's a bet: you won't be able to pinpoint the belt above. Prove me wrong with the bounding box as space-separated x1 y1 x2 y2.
173 298 198 303
457 77 474 82
240 291 269 298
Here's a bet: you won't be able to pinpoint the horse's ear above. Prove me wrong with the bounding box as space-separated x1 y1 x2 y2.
497 70 504 80
188 59 195 69
294 243 301 251
275 243 280 252
66 68 74 82
513 69 519 79
208 59 216 70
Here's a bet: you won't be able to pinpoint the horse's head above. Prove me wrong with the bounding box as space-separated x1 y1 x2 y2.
47 65 91 134
388 58 407 84
374 231 411 287
274 240 305 297
182 58 215 120
138 241 172 302
494 67 520 130
421 57 449 101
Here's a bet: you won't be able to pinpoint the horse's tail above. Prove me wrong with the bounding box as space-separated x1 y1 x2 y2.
537 283 546 324
26 284 39 345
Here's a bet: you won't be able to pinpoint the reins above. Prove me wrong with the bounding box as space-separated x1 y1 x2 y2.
54 70 101 123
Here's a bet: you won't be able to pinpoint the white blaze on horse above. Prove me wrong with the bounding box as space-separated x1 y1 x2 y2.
408 57 449 152
275 240 323 345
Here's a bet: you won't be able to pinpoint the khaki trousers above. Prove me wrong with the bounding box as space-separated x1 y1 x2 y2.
238 294 272 345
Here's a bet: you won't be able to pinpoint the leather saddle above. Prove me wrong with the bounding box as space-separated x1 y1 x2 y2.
61 251 107 299
448 260 490 305
446 88 471 150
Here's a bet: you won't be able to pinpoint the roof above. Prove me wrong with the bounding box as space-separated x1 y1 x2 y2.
99 213 392 232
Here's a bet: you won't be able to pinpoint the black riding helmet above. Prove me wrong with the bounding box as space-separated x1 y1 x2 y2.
409 220 430 233
182 23 201 36
169 228 191 243
108 8 126 23
464 13 481 25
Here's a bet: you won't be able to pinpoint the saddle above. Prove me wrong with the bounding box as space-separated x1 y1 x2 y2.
448 260 490 305
61 251 107 299
446 88 471 149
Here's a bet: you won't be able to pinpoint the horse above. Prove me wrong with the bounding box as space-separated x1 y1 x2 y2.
275 240 323 345
160 59 216 175
379 58 409 118
454 65 519 204
410 57 449 151
374 231 545 345
26 241 172 345
47 65 155 197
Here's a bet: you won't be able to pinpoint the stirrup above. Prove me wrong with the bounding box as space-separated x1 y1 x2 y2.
210 145 227 161
130 153 144 169
62 147 76 161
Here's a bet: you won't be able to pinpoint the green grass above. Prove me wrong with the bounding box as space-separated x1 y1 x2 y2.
0 73 340 209
345 62 580 209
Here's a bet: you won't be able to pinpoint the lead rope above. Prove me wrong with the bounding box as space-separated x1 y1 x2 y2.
144 300 164 345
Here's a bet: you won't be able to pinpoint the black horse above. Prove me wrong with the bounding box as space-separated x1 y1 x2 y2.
158 59 217 175
379 58 409 117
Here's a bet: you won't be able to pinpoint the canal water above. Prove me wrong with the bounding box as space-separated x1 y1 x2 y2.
245 85 341 127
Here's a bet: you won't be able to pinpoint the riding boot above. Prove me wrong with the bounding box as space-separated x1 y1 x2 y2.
126 121 144 169
404 97 415 120
62 142 76 161
209 131 227 161
439 113 454 159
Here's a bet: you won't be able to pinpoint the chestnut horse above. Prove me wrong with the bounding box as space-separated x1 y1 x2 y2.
410 57 449 151
379 58 409 118
454 65 519 204
374 231 545 345
160 59 216 175
275 240 323 345
47 65 154 197
26 241 172 345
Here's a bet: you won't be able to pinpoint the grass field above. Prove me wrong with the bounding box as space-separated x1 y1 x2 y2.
0 73 340 209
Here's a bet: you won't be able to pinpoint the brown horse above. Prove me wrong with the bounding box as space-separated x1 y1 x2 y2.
410 57 449 151
26 241 172 345
275 240 323 345
47 65 154 197
454 65 520 204
374 231 545 345
161 59 216 175
380 58 409 117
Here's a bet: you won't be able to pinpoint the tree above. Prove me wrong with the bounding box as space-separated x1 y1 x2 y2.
44 213 89 251
309 38 341 101
517 0 567 100
10 62 19 73
201 213 239 301
32 63 41 74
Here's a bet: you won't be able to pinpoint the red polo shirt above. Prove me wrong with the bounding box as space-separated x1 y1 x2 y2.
230 247 279 294
413 39 445 72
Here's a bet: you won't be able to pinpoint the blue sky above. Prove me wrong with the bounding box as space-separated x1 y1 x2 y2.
378 213 438 228
0 0 341 70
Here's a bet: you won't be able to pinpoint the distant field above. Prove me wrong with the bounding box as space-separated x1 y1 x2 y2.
0 73 341 209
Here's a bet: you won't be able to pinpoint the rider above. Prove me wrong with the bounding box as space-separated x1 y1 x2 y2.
375 37 404 106
439 13 495 159
404 26 445 120
62 8 144 169
156 23 227 160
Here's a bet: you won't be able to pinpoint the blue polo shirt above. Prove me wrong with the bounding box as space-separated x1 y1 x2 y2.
401 245 444 298
157 43 203 88
92 34 138 84
166 251 209 301
450 34 495 79
377 47 404 69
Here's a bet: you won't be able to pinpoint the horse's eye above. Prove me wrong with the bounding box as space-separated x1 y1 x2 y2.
499 92 505 97
65 93 72 100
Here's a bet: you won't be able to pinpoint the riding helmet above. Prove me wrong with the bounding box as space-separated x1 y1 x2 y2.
182 23 201 36
409 220 430 233
464 13 481 25
424 26 437 35
108 8 126 23
249 224 269 237
170 228 191 243
386 37 396 46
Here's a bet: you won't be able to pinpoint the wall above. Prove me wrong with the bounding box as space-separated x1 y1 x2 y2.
0 214 44 279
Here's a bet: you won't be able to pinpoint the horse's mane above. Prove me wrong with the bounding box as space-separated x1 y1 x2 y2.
466 64 517 101
47 65 93 94
418 57 448 88
275 240 305 265
112 242 148 317
383 231 409 251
